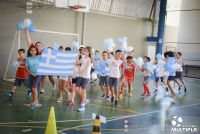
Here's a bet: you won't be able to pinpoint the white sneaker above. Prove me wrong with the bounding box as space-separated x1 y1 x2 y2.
56 98 63 103
77 104 85 112
40 89 45 93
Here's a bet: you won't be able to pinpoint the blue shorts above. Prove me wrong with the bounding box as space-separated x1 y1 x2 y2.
29 75 42 89
109 77 119 90
155 77 164 82
13 78 29 87
168 76 175 81
76 77 90 89
99 75 109 87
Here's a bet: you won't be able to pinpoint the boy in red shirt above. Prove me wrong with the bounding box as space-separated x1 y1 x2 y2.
5 49 29 97
119 56 136 98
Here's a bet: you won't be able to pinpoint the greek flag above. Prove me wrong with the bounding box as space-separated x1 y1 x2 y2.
36 48 78 76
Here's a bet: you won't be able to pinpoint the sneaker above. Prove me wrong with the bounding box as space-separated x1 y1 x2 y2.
52 84 56 90
165 91 170 97
146 93 151 97
115 100 118 105
31 103 42 109
40 89 45 94
141 93 146 97
94 79 97 82
68 101 75 106
178 86 181 91
111 96 114 103
153 89 158 94
85 99 90 105
119 94 123 99
77 104 85 112
56 98 63 103
26 92 32 98
90 81 94 85
184 88 187 93
128 93 132 97
5 92 13 97
101 94 105 98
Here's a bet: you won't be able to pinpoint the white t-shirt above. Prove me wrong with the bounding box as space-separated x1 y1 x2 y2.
109 58 123 78
79 57 92 79
175 58 183 72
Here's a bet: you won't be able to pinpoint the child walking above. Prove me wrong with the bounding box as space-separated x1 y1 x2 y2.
109 50 123 105
76 47 92 112
139 56 151 97
5 49 29 97
120 56 136 98
25 45 42 107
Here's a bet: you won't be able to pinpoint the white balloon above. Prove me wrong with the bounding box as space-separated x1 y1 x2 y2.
107 46 113 52
23 18 32 27
126 46 133 52
91 72 97 79
137 57 144 67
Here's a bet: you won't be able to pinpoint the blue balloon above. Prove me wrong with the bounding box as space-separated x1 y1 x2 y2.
12 61 19 69
16 22 26 30
52 43 60 50
156 53 162 59
119 45 125 52
71 41 79 48
116 37 125 43
28 25 36 32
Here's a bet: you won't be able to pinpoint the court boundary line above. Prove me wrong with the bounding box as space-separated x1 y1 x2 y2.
58 102 200 133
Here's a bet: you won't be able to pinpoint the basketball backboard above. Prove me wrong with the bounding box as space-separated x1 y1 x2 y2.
55 0 91 13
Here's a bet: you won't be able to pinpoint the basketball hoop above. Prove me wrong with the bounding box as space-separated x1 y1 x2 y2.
68 5 86 10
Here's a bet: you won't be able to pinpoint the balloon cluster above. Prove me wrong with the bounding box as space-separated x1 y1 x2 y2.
71 41 79 51
16 18 36 32
12 60 19 69
102 38 116 52
52 43 60 50
116 37 127 52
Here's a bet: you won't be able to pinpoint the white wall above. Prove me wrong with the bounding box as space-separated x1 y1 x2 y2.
0 3 151 78
177 0 200 65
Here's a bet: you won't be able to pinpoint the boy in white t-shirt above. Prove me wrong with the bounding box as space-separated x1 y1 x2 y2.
175 52 187 92
109 50 123 105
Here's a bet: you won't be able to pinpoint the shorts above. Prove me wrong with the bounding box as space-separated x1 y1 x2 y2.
72 77 78 84
155 77 164 82
99 75 109 86
13 78 29 87
109 77 119 89
59 76 68 81
29 75 42 89
168 76 175 81
175 71 183 79
76 77 90 89
143 76 150 84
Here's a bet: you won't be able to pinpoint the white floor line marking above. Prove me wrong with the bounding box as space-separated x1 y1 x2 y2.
58 102 200 132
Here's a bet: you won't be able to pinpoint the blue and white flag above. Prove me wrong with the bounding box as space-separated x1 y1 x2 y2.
36 48 78 76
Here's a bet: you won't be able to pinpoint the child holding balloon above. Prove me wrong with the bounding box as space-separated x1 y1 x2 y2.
97 51 110 99
5 49 30 97
139 56 151 97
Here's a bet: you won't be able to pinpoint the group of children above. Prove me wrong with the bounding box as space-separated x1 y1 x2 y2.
4 28 187 111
